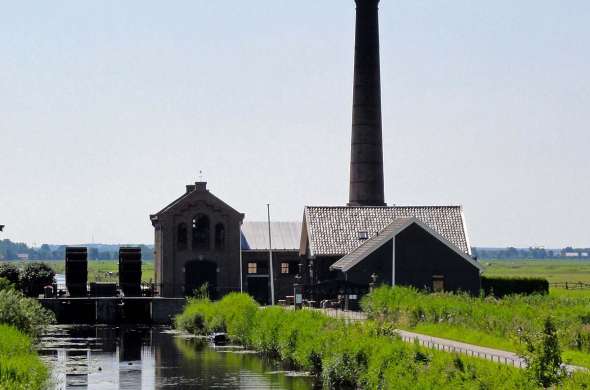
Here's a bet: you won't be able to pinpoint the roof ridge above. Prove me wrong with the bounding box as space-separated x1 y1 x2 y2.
242 221 301 224
305 205 463 209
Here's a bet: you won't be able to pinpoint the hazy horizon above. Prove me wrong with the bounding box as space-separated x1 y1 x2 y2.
1 1 588 248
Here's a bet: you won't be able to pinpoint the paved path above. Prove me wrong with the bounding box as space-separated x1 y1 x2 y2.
308 308 582 372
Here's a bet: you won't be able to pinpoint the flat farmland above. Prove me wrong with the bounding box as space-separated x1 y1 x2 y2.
482 259 590 284
12 260 156 283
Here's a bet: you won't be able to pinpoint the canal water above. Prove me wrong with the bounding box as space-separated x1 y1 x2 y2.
38 325 316 390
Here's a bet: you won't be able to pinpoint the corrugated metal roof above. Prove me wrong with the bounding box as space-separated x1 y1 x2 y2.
241 221 302 251
304 206 470 256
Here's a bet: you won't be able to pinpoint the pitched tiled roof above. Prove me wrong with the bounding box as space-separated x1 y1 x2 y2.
330 218 413 271
304 206 470 257
330 217 482 273
241 222 302 251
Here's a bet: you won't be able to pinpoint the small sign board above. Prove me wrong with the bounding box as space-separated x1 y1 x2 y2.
295 294 303 304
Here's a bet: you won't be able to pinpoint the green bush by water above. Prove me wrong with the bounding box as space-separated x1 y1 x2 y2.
0 324 48 390
0 270 53 389
19 262 55 297
0 264 20 287
0 288 55 336
175 293 590 389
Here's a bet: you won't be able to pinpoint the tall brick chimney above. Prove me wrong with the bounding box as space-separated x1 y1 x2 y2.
348 0 386 206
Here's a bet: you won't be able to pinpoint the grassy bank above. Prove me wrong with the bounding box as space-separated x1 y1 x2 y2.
175 293 590 389
0 324 48 390
361 286 590 368
0 281 53 389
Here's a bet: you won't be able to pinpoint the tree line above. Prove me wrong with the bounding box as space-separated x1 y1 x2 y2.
0 239 154 261
472 246 590 259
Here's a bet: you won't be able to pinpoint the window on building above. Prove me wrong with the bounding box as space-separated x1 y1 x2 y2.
192 214 210 250
177 223 188 251
214 223 225 250
432 275 444 293
280 262 289 274
247 262 257 274
280 262 298 275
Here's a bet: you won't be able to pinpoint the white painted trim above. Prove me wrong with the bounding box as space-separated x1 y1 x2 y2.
392 236 396 286
301 209 315 258
460 206 473 256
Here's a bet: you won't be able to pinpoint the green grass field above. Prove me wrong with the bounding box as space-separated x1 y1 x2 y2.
8 260 155 283
482 259 590 284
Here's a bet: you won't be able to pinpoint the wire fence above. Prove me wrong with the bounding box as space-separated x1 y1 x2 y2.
550 282 590 290
309 308 528 368
397 333 525 368
306 307 367 323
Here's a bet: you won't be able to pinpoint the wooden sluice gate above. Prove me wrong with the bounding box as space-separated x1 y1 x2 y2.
38 297 186 325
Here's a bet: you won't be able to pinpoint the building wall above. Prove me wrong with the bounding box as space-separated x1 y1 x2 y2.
154 188 244 298
242 250 302 304
342 224 480 295
343 241 393 287
395 224 480 294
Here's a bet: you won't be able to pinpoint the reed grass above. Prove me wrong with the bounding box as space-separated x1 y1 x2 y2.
0 324 48 390
175 293 590 389
362 286 590 367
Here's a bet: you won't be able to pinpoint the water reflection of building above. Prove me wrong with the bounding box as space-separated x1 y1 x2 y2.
119 329 143 389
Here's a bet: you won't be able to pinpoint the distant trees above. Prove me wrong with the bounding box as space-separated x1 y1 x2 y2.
0 239 154 261
473 246 590 260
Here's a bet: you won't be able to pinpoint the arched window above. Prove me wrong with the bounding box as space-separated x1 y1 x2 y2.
214 223 225 250
177 223 188 251
192 214 210 250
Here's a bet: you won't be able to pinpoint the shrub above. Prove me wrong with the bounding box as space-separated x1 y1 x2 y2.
216 293 258 344
174 293 590 388
174 293 259 343
0 277 14 291
0 288 55 336
482 276 549 297
19 262 55 297
522 317 566 388
0 324 48 390
361 285 590 354
0 263 20 287
174 298 215 335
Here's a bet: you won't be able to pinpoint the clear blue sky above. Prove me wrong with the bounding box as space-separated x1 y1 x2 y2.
1 1 588 247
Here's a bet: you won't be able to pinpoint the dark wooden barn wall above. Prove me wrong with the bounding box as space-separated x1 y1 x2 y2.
242 250 302 303
394 224 480 295
342 241 393 287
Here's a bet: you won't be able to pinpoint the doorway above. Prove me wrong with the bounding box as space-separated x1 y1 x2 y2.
185 260 217 298
247 276 269 305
